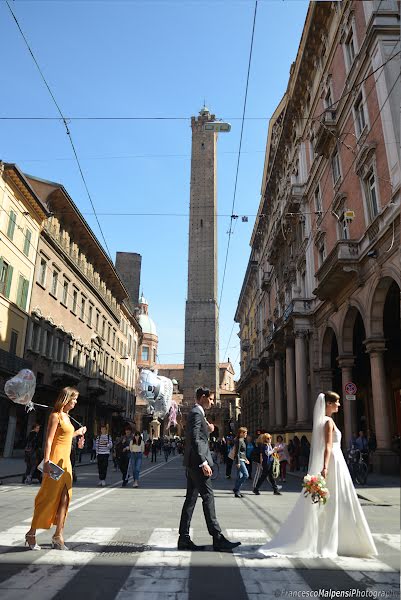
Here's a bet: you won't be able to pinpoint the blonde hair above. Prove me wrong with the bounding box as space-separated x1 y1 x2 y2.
236 427 248 438
53 386 79 413
259 433 272 444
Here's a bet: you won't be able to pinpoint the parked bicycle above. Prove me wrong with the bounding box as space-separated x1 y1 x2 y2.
347 448 369 485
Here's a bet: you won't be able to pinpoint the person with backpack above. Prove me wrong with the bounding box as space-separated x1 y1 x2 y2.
118 426 133 487
24 423 41 485
96 425 113 486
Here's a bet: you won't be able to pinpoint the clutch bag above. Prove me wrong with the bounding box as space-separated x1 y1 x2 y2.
37 460 65 481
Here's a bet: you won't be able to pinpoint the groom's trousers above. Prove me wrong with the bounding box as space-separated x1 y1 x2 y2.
179 467 222 538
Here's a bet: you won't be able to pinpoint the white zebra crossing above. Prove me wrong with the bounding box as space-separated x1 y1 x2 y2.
0 526 398 599
0 527 119 600
115 528 191 600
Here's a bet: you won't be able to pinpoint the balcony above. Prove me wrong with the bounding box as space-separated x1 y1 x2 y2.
313 240 360 301
261 270 273 291
52 361 81 384
241 339 250 352
88 375 108 395
314 111 337 158
0 349 32 375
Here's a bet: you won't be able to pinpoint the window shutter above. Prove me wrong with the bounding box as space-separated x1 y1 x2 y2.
5 264 13 298
16 275 24 308
24 229 32 256
7 211 16 239
22 278 29 311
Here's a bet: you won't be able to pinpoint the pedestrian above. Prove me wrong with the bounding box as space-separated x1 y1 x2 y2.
90 436 97 463
245 434 255 479
367 430 377 453
151 438 158 462
118 426 132 487
178 387 241 552
233 427 249 498
144 438 151 458
225 437 234 479
349 431 358 450
171 439 177 456
288 438 295 472
23 423 41 485
299 435 310 473
253 433 282 496
293 435 301 471
130 431 145 487
96 425 113 486
158 438 162 455
355 430 368 452
275 435 289 482
25 386 86 551
163 438 170 462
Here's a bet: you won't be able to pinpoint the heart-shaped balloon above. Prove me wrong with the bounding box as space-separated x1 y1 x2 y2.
4 369 36 409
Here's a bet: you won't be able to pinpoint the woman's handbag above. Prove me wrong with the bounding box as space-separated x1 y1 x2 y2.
228 446 236 461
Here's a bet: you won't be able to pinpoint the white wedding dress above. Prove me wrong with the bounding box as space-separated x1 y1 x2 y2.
259 394 377 558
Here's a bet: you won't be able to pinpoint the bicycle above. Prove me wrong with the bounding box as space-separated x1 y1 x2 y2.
347 448 369 485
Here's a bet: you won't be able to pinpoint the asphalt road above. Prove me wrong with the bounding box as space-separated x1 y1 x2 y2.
0 455 399 600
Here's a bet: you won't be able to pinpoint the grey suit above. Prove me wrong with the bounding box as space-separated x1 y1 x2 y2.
179 405 222 538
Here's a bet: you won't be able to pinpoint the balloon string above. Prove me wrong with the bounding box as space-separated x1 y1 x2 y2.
31 402 83 428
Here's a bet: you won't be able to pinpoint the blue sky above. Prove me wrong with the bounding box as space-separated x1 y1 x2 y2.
0 0 309 377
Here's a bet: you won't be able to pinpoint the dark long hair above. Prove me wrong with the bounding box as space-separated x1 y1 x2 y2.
133 431 142 444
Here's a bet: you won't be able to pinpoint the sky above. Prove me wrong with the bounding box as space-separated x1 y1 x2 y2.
0 0 309 378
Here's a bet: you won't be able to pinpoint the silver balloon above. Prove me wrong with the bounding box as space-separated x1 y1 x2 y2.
136 369 173 419
4 369 36 410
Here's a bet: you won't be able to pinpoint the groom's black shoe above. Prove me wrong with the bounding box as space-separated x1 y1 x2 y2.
213 534 241 552
177 536 205 551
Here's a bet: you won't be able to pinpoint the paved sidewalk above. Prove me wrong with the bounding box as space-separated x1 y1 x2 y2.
0 452 95 480
287 469 400 506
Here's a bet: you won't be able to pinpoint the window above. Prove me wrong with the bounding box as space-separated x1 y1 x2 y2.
354 93 366 137
102 317 106 338
153 349 157 363
96 311 100 332
38 257 47 286
23 229 32 257
107 324 111 344
364 168 379 221
345 29 356 69
51 269 59 296
9 330 18 356
331 149 341 184
88 303 93 326
142 346 149 361
314 185 322 214
338 213 350 240
62 279 69 306
104 354 109 375
324 87 335 120
80 296 86 320
72 289 78 313
0 259 13 298
318 242 327 267
112 330 116 349
16 275 29 310
128 334 132 355
7 210 17 240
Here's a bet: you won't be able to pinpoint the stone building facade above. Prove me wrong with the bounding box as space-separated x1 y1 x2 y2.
20 172 142 444
0 163 50 456
236 0 400 473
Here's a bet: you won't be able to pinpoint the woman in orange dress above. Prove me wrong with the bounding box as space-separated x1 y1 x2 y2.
25 387 86 551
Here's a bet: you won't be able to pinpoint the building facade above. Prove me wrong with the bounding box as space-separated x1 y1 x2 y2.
0 163 50 456
236 0 400 473
20 172 142 445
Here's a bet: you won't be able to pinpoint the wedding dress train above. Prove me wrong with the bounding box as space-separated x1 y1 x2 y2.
259 397 377 559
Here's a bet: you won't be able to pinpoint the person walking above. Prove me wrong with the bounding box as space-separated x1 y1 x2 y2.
96 425 113 486
151 438 158 462
118 426 132 487
245 434 255 479
293 435 301 471
163 438 170 462
90 436 97 463
275 435 289 482
233 427 249 498
178 387 241 552
253 433 282 496
24 423 41 485
25 387 86 551
300 435 311 473
130 432 145 487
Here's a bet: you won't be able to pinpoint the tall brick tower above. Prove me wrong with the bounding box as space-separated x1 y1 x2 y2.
183 106 230 405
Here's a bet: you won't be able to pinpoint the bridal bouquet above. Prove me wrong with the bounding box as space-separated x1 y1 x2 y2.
302 474 329 505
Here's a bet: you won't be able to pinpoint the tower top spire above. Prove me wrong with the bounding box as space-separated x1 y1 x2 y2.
199 104 210 116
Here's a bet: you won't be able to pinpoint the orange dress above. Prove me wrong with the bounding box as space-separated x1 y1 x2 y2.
31 412 74 529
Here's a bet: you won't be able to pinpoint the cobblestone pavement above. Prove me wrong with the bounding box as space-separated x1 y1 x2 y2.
0 456 399 600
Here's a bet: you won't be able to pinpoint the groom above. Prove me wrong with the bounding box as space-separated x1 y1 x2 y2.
178 387 241 552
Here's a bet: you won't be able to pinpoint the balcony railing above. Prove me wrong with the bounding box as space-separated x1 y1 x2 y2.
314 240 360 300
52 361 81 383
0 349 32 375
88 375 108 395
314 112 337 158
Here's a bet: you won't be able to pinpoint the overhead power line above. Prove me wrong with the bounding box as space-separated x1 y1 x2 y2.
218 0 258 311
5 0 113 260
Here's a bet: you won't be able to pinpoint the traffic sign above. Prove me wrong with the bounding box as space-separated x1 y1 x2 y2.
345 394 356 401
345 382 357 395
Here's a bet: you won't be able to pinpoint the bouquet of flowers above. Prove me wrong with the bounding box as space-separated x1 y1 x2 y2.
302 474 329 505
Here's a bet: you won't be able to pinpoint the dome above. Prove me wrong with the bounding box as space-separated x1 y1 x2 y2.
139 294 148 306
138 313 157 336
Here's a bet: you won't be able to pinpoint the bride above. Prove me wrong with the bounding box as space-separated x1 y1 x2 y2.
259 391 377 558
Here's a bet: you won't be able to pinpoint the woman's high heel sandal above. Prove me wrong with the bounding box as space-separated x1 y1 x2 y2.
25 533 41 551
52 535 69 551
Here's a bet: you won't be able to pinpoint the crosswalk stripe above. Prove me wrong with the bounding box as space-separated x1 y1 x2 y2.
0 486 23 493
372 533 400 551
115 527 191 600
0 527 119 599
0 525 44 551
